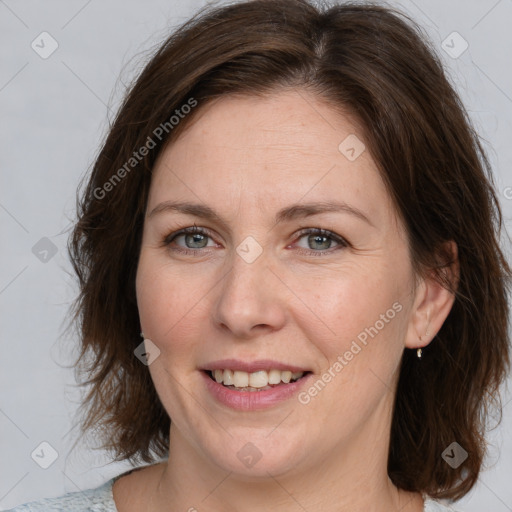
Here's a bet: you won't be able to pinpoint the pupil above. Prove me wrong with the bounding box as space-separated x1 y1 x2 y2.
186 233 207 248
310 234 330 250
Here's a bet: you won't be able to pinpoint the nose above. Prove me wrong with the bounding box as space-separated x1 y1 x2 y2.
212 248 287 340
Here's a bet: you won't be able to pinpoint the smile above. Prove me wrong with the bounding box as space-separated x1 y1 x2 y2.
208 369 306 390
201 369 313 410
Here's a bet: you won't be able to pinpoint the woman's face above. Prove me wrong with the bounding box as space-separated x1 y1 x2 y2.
136 89 420 477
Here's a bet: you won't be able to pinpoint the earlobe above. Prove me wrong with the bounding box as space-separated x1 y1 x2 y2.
404 240 459 352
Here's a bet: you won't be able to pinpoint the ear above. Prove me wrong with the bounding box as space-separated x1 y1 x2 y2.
404 240 459 350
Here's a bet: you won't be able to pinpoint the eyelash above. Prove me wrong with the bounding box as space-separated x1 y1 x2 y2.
161 225 349 257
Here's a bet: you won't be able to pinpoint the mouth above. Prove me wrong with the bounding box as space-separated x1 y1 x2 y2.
203 369 312 392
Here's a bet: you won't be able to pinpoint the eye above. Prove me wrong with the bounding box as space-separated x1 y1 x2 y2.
162 225 217 255
292 228 348 255
161 226 349 257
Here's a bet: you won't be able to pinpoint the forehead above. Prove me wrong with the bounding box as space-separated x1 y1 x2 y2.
149 89 394 225
158 90 364 166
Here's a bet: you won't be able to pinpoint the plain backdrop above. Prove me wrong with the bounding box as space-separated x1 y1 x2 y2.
1 0 511 510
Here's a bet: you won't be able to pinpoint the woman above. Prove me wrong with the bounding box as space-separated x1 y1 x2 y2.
8 0 510 511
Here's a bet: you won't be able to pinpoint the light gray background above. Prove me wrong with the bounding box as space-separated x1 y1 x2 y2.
1 0 511 510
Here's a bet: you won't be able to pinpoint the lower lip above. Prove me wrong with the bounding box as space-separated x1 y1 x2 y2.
201 371 312 411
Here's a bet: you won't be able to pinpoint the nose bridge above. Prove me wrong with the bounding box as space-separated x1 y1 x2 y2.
212 240 286 338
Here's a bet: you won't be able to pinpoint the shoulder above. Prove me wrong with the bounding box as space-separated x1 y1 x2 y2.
4 477 117 512
4 464 163 512
424 497 464 511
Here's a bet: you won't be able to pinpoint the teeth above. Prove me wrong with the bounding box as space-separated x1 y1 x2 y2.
249 370 267 388
268 369 281 385
224 369 234 385
211 369 305 388
281 370 292 384
234 370 249 388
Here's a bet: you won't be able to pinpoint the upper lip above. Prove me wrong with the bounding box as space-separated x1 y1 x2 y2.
200 359 311 374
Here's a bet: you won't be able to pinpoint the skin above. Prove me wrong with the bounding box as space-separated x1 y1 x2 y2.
114 89 457 512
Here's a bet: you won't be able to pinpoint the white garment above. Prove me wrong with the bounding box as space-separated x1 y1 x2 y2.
424 497 462 511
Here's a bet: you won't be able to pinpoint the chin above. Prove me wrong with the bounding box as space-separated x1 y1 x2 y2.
201 430 309 478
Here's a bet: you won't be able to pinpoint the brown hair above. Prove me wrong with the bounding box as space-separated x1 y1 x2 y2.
66 0 511 500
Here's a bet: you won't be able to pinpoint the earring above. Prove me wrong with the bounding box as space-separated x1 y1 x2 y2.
140 332 145 339
417 322 431 358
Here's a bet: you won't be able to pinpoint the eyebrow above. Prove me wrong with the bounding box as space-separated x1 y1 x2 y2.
148 200 374 228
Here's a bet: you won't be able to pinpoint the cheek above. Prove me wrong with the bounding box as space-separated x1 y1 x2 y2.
135 252 211 358
298 264 408 373
295 278 407 428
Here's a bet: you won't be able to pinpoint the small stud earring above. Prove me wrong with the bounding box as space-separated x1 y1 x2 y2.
417 320 431 358
140 332 145 339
